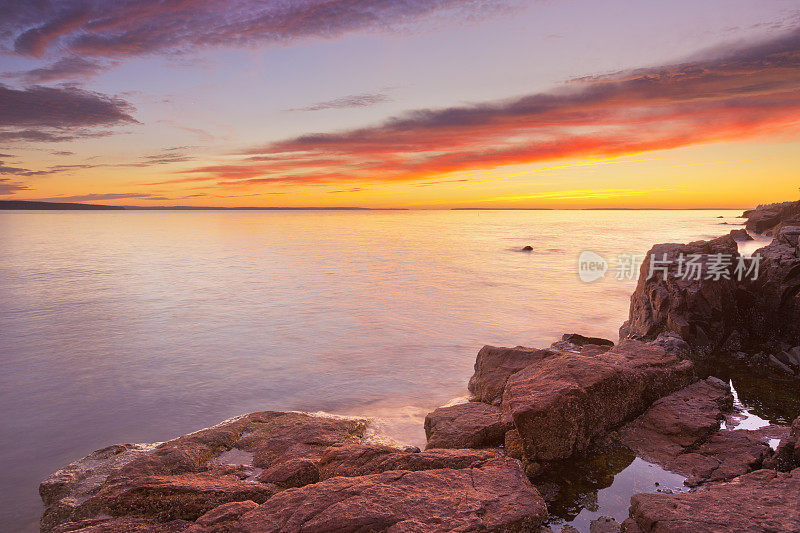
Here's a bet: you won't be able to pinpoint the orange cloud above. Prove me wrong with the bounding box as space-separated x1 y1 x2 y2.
167 27 800 190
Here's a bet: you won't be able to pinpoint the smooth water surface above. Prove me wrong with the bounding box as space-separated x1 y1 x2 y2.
0 209 743 531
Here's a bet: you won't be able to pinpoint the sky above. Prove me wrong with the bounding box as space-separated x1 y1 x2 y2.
0 0 799 208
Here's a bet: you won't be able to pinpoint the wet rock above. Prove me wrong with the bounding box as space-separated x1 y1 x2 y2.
620 378 775 484
667 429 772 485
620 378 732 464
189 500 260 529
424 401 507 449
729 228 753 241
769 353 794 375
77 473 275 521
39 443 159 507
590 515 622 533
50 517 189 533
522 245 534 252
317 444 498 479
627 468 800 532
505 429 525 460
256 457 319 488
208 457 548 532
468 345 558 405
763 415 800 471
501 339 695 466
743 204 781 233
550 333 615 354
40 411 369 531
648 332 692 358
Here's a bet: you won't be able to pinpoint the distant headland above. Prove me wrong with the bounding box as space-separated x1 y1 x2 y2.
0 200 403 211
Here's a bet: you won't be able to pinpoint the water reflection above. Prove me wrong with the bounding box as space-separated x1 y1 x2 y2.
539 441 687 532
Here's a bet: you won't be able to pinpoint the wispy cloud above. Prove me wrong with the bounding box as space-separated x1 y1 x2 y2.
3 0 518 58
36 193 169 202
170 27 800 189
477 188 673 203
3 56 111 83
0 178 31 195
287 92 392 112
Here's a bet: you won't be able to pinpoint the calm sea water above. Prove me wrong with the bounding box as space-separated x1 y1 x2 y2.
0 209 743 531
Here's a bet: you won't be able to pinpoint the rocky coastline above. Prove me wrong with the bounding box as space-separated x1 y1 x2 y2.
40 201 800 532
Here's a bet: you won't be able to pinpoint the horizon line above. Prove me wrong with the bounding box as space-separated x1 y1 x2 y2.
0 199 754 211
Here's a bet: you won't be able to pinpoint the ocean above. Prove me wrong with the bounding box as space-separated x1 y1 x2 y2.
0 209 746 531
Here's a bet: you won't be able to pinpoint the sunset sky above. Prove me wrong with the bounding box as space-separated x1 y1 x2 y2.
1 0 799 208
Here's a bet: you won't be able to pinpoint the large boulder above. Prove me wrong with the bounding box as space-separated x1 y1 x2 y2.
620 378 778 485
424 401 508 449
624 468 800 532
740 236 800 357
192 457 548 532
468 345 558 405
619 233 742 357
620 223 800 376
743 200 800 235
501 339 695 467
620 378 732 464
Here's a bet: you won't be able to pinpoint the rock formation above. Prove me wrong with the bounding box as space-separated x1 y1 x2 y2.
623 468 800 532
40 412 548 532
620 202 800 377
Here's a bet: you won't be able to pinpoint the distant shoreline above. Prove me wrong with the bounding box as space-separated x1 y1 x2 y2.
1 199 751 211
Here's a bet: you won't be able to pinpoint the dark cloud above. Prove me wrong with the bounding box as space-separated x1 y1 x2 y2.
51 150 75 156
0 129 82 142
4 56 111 83
2 0 517 58
174 27 800 187
0 159 56 176
328 187 365 193
0 178 31 195
0 163 30 175
0 84 136 143
36 193 169 201
287 92 392 112
0 84 135 127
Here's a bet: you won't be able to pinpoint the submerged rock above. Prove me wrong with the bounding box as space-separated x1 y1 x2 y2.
590 516 621 533
624 468 800 532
